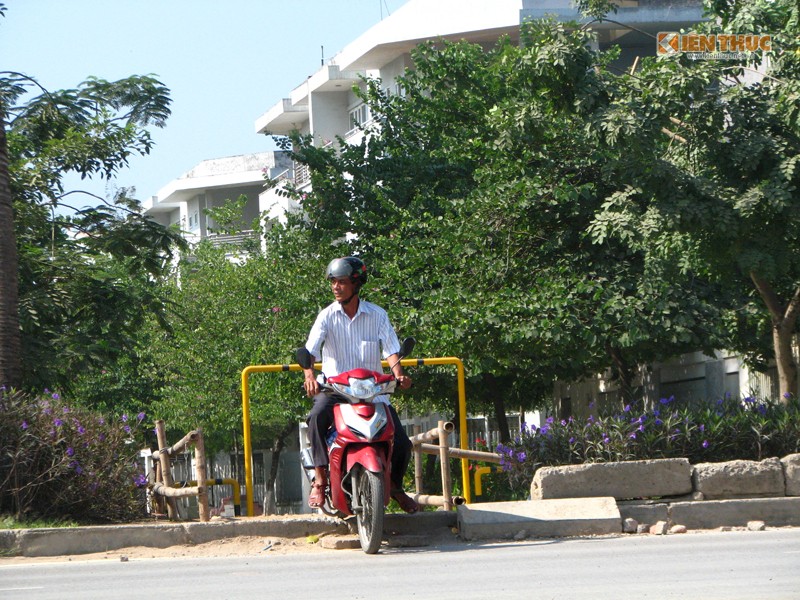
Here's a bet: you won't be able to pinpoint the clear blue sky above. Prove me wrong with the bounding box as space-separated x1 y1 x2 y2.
1 0 404 204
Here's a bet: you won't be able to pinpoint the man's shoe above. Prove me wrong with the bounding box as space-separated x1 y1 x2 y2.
391 489 419 514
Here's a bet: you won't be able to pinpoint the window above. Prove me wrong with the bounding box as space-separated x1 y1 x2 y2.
348 103 371 131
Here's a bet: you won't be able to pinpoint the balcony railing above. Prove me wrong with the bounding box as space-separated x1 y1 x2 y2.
205 230 259 249
294 162 310 187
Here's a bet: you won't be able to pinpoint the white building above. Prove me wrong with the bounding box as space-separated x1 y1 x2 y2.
142 151 292 247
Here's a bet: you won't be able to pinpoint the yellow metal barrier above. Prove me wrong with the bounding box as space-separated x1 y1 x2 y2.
240 356 470 516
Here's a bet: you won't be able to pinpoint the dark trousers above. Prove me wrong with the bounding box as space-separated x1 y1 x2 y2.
307 392 412 490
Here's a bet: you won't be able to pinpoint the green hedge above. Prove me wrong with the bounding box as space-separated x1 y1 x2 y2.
496 395 800 497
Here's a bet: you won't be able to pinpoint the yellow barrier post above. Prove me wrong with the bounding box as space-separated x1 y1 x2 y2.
240 356 471 516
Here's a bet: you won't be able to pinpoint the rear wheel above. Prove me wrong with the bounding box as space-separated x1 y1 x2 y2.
355 468 385 554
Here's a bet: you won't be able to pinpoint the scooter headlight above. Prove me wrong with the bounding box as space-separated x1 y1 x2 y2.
333 376 381 400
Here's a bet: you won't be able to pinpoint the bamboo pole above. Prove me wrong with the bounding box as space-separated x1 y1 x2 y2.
153 462 166 515
194 428 210 522
152 482 201 498
413 424 423 495
152 429 200 460
409 421 455 445
438 420 452 511
411 493 466 507
155 420 178 520
419 444 502 463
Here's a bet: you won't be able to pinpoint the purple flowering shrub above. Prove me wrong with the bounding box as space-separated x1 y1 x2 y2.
497 395 800 496
0 388 150 522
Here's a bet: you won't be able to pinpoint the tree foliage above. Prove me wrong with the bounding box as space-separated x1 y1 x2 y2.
590 0 800 400
277 18 730 423
0 72 185 392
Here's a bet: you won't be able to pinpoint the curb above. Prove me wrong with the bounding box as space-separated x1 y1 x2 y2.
2 515 349 557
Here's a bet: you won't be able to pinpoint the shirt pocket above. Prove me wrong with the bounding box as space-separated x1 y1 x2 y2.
360 341 380 367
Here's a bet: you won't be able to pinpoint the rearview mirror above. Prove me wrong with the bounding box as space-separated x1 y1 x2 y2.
398 337 416 359
296 347 314 370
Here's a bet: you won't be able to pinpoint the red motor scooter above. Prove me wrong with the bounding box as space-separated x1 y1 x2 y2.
297 338 414 554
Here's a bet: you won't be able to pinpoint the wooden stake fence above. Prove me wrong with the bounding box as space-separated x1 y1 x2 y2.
151 420 209 522
409 420 502 511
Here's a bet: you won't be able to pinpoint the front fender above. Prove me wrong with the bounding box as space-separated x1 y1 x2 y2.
346 444 387 474
346 444 392 506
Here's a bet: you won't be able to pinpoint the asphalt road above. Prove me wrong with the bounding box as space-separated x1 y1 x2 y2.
2 528 799 599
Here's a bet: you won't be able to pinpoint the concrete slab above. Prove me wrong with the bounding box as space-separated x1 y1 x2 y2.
384 510 456 536
616 501 669 526
531 459 693 500
457 497 621 540
670 497 800 529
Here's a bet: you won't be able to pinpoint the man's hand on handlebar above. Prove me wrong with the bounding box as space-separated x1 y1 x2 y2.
304 371 320 397
396 374 412 390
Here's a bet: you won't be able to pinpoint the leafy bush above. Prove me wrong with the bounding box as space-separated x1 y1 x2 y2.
0 388 150 523
497 395 800 497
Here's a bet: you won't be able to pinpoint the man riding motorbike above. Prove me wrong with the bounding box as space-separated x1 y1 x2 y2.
302 256 419 514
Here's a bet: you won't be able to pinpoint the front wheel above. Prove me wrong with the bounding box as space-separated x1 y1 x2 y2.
355 468 385 554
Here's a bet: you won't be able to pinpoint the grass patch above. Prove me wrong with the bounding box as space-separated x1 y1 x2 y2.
0 514 80 530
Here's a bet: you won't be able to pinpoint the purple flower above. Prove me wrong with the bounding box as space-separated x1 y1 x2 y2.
744 396 755 404
702 440 710 449
66 447 74 457
52 392 60 400
603 435 610 444
569 437 575 444
699 424 705 432
516 452 527 463
98 417 105 425
54 418 64 427
137 412 146 423
540 425 550 435
21 421 28 430
783 392 792 400
655 418 663 426
123 425 131 434
629 432 637 439
133 473 148 488
121 414 128 422
77 425 86 435
623 404 631 412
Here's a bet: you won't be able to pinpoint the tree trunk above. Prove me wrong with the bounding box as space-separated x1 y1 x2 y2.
485 374 511 443
0 100 23 390
608 344 636 408
750 272 800 404
264 421 296 515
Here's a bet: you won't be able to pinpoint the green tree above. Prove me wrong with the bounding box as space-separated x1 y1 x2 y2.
590 0 800 402
139 212 336 509
276 19 727 426
0 71 184 392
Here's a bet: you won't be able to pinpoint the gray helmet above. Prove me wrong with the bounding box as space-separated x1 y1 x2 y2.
325 256 368 287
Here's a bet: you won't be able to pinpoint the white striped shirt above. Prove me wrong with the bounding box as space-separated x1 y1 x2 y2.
305 299 401 404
